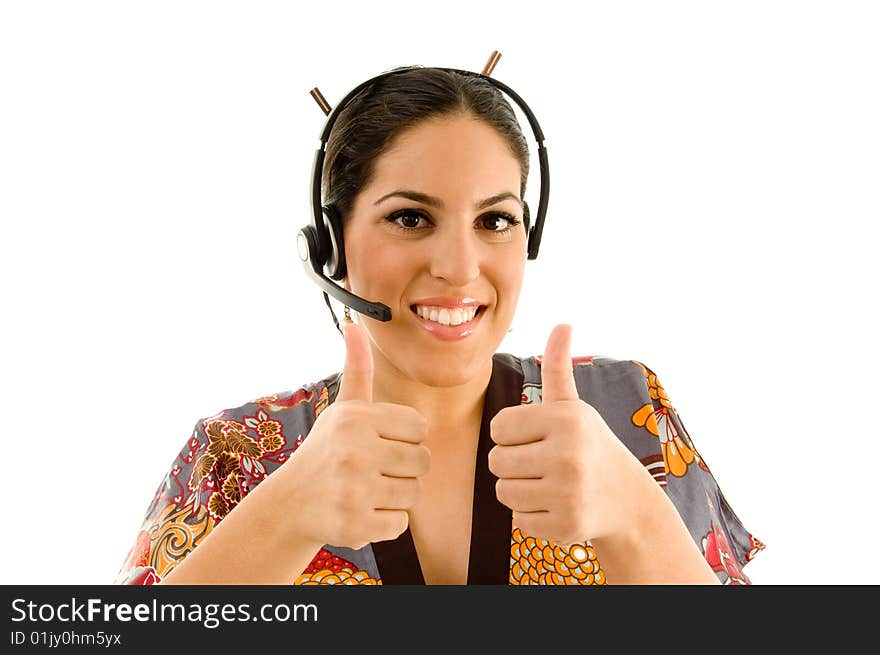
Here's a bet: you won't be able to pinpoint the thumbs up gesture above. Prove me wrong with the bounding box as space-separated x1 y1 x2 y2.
488 324 650 547
278 319 431 551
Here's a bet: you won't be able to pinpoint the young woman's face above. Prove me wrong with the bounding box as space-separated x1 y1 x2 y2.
342 113 528 387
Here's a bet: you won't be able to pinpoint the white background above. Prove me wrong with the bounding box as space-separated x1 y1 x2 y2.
1 0 877 585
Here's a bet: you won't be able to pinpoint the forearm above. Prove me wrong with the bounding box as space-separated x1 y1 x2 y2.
159 476 323 585
591 470 720 585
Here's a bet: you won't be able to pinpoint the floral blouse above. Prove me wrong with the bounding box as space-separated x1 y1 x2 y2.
116 353 765 585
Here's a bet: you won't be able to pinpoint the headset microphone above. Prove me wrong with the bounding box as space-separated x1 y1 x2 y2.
297 212 392 322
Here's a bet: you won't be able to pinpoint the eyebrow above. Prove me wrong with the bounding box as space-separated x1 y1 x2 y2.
374 189 523 210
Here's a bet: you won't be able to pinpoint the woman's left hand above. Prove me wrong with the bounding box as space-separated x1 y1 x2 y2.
489 324 653 547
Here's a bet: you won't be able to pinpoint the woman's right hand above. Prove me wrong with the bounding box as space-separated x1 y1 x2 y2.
266 318 431 551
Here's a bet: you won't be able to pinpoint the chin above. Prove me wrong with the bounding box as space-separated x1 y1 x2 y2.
408 351 491 388
415 368 473 388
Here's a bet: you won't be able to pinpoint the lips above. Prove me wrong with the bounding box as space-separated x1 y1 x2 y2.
408 304 488 341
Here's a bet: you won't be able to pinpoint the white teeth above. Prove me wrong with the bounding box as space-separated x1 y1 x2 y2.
414 305 479 326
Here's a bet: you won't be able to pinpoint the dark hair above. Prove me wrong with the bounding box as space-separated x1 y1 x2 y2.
322 66 531 229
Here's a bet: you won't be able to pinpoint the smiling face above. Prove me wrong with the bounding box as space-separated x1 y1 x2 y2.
341 112 528 388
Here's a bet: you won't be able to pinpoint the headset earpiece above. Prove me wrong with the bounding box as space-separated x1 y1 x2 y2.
321 203 348 281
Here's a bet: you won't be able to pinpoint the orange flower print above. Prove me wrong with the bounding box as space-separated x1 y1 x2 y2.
630 361 698 478
509 526 606 585
205 419 228 458
222 471 243 504
256 419 282 438
207 490 231 521
214 451 240 480
227 420 248 434
260 434 285 452
224 427 261 458
190 418 262 492
702 522 751 585
188 452 216 491
244 410 286 452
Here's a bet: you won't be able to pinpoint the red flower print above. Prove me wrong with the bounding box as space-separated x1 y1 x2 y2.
303 548 358 574
745 534 767 563
120 530 151 572
128 567 161 585
702 522 751 585
254 388 317 412
117 566 161 585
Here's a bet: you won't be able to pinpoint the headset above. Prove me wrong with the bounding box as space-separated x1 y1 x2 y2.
297 51 550 337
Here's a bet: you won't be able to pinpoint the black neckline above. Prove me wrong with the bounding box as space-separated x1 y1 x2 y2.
367 353 524 585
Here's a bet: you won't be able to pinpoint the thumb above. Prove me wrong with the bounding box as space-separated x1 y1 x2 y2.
540 323 579 404
336 320 374 403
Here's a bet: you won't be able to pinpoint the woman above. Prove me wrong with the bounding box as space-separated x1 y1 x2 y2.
116 67 763 585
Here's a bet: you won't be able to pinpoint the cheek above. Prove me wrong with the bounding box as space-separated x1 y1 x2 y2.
348 246 413 301
497 263 526 305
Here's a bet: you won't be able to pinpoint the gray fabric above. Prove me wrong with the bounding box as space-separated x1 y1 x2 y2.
118 353 762 585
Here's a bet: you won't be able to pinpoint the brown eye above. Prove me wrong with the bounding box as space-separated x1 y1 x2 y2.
400 213 423 229
482 212 521 234
386 210 429 231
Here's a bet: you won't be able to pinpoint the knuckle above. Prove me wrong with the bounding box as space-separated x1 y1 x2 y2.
514 512 533 535
333 487 358 522
411 415 429 440
327 499 353 543
557 454 584 481
580 399 598 416
417 445 431 475
385 512 408 540
487 447 502 476
577 402 599 429
396 512 409 537
557 485 581 511
562 408 585 433
401 478 421 508
335 446 361 473
412 408 429 431
335 407 364 432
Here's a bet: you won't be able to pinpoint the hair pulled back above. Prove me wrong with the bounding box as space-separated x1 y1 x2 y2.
322 66 531 229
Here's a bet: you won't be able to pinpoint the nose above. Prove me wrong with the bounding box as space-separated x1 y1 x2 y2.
427 221 482 286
